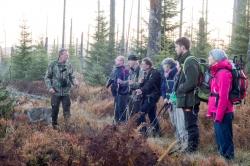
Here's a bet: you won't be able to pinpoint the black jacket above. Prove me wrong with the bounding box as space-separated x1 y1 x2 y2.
140 68 162 102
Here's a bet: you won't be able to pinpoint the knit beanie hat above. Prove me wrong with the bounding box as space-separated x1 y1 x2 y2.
209 49 228 62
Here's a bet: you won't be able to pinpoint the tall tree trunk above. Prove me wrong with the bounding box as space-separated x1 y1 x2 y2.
126 0 134 55
232 0 238 42
179 0 183 38
205 0 208 36
45 37 48 54
248 0 250 74
70 18 73 50
80 32 84 74
162 0 167 51
147 0 162 57
191 7 194 42
121 0 126 56
137 0 140 50
231 0 247 43
75 38 78 56
109 0 115 57
97 0 101 40
62 0 66 48
86 25 90 57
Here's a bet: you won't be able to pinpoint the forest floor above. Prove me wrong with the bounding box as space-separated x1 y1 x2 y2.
0 80 250 166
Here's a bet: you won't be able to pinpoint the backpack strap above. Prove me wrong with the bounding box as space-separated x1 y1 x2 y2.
183 56 199 74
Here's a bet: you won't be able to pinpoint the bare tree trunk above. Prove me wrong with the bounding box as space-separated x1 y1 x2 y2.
232 0 238 42
162 0 167 51
86 25 90 57
62 0 66 48
248 0 250 73
137 0 140 50
116 24 119 53
205 0 208 36
191 7 194 42
75 38 78 56
80 32 84 74
109 0 115 57
121 0 126 56
147 0 162 57
45 37 48 54
179 0 183 38
126 0 134 55
70 18 73 50
97 0 100 39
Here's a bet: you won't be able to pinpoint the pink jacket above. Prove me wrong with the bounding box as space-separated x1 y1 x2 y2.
207 59 234 123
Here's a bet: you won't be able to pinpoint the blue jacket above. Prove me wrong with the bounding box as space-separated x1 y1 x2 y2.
161 67 178 100
110 65 129 96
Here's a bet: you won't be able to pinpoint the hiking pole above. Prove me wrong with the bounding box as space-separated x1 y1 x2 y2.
125 94 134 121
146 103 171 134
126 93 139 121
113 83 120 125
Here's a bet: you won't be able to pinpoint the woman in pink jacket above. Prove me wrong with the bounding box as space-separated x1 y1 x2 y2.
207 49 234 160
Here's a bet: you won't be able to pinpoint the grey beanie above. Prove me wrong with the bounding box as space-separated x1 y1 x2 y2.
161 58 176 69
209 49 228 62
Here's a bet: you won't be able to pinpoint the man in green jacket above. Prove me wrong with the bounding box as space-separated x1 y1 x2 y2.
126 54 142 117
174 37 200 153
45 48 78 128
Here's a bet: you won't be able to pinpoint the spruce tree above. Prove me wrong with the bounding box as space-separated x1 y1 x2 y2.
192 17 211 59
160 0 178 60
84 8 111 85
11 21 32 80
26 39 48 80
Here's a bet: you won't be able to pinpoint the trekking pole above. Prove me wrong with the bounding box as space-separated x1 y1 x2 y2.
146 103 171 134
126 93 139 121
113 83 120 125
125 95 134 121
118 94 135 123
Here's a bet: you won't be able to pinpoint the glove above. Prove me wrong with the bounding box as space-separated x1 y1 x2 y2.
169 92 177 104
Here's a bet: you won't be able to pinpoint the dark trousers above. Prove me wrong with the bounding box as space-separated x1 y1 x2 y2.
127 96 141 118
184 106 199 152
137 98 160 135
51 95 71 125
214 112 234 160
114 94 128 123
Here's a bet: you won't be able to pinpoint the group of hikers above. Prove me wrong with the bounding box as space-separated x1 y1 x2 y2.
45 37 242 160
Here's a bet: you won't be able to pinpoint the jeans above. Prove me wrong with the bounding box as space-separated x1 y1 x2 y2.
214 112 234 160
114 94 128 123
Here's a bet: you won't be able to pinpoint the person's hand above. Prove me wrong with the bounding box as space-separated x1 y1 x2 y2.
164 99 169 104
135 89 142 95
74 79 80 87
128 80 134 85
117 78 123 84
49 88 56 94
138 78 144 84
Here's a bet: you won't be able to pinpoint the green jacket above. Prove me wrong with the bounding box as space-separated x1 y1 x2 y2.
45 61 75 96
175 51 200 108
128 65 141 91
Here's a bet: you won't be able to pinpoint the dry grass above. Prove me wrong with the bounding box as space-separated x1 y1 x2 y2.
0 80 250 165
